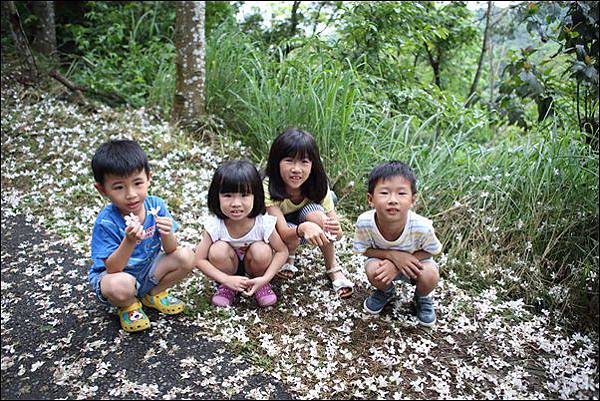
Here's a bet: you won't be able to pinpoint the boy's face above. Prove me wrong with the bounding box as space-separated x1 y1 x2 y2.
368 175 416 222
95 169 151 216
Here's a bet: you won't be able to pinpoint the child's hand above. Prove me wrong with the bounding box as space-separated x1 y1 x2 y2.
374 259 399 285
155 216 174 236
226 275 249 293
324 217 343 240
299 221 330 246
125 215 144 244
390 251 423 280
242 276 268 297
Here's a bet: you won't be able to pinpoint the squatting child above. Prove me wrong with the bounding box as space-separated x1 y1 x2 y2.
89 140 195 332
264 128 354 298
195 160 288 307
354 161 443 326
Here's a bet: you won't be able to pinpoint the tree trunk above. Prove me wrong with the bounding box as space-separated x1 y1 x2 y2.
289 1 301 37
466 0 493 106
172 1 206 127
31 1 57 60
424 42 442 89
1 1 38 77
488 33 495 104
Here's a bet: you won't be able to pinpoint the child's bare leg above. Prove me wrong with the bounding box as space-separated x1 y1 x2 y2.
208 241 238 275
278 232 299 279
414 262 439 297
149 247 195 295
365 260 393 292
305 210 352 296
245 241 273 278
100 272 137 307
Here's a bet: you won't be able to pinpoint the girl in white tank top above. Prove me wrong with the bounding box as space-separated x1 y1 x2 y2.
194 160 288 308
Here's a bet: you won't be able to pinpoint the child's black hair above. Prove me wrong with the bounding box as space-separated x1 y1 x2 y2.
368 161 417 195
91 140 150 185
265 128 328 203
207 160 266 219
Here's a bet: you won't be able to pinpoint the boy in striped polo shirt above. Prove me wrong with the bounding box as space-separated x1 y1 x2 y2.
353 161 442 326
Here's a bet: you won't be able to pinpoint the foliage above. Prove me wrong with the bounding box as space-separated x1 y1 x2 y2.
205 22 598 329
239 1 342 46
60 2 176 110
498 1 599 145
2 1 598 330
206 1 241 35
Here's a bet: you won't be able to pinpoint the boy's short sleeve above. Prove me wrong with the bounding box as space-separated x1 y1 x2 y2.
91 219 123 269
421 226 443 256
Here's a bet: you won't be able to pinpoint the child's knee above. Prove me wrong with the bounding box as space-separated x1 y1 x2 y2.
208 241 236 265
365 261 387 288
101 274 136 303
246 242 272 268
418 263 439 286
304 211 326 227
173 247 195 274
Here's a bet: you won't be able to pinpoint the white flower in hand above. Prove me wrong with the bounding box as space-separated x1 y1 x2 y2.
148 206 161 217
125 212 139 227
324 230 337 242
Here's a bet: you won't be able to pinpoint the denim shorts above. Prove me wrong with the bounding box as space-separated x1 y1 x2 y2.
285 203 326 245
89 253 164 305
365 257 439 285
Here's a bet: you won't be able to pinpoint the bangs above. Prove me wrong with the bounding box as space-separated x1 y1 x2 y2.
208 159 265 219
280 135 314 161
219 173 254 194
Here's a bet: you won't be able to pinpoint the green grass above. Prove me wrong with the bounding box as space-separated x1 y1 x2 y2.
204 28 599 330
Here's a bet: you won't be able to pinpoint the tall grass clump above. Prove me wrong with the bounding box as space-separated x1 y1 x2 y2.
206 25 598 329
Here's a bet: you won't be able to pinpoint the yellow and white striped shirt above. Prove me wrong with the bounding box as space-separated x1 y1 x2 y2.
353 209 442 255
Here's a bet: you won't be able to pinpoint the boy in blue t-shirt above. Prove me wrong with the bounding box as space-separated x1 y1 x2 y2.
89 140 195 332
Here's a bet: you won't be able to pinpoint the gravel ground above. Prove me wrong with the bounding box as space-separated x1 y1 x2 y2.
1 213 290 399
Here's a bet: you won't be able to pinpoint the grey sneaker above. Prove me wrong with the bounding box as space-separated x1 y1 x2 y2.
363 286 395 314
414 295 436 326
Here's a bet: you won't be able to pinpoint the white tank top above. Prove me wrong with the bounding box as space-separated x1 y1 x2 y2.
204 214 277 259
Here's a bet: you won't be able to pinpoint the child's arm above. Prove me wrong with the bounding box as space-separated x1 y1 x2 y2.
364 248 424 280
155 216 177 254
194 232 249 292
324 210 343 240
267 206 299 243
244 230 289 296
104 219 144 273
413 250 433 260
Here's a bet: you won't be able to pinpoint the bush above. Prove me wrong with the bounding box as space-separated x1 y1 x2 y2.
206 25 599 330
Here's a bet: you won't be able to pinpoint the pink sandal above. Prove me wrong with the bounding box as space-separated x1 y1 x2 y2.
212 285 238 307
254 284 277 307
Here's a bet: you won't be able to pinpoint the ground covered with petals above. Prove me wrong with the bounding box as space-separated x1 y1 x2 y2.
1 74 598 399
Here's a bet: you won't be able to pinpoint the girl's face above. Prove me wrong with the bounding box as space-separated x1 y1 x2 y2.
279 155 312 191
219 192 254 221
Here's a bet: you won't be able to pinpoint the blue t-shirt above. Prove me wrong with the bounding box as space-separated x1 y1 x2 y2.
89 196 179 280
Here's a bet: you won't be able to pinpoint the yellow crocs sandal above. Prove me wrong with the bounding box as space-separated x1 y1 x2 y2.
119 301 150 333
141 291 185 315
